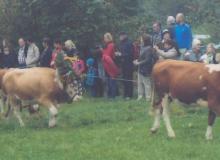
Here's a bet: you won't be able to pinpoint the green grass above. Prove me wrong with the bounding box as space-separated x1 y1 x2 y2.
0 98 220 160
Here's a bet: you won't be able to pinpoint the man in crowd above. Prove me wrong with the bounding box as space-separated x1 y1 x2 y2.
174 13 193 56
167 16 176 39
17 38 28 68
152 21 163 46
26 38 40 67
119 32 134 100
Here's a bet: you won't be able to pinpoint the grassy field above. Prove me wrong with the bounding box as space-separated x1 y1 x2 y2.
0 98 220 160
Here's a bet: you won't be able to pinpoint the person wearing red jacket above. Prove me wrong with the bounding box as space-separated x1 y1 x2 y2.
101 33 120 98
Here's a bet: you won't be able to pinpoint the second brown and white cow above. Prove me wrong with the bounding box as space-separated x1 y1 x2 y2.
151 60 220 140
2 67 78 127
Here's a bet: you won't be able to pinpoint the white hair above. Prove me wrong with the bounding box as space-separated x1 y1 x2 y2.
192 39 201 49
167 16 175 25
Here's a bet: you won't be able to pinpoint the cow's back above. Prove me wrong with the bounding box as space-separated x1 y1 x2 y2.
152 60 212 104
2 68 59 100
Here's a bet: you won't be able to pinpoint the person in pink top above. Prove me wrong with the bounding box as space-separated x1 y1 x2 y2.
101 33 120 98
50 39 65 68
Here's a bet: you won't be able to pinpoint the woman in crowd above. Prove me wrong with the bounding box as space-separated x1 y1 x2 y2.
200 43 216 64
50 39 65 68
2 45 17 68
134 34 155 101
101 33 120 99
40 37 53 67
64 40 79 57
154 39 178 60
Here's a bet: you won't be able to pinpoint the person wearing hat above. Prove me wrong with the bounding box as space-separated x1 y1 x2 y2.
85 58 97 97
119 32 134 100
155 30 180 60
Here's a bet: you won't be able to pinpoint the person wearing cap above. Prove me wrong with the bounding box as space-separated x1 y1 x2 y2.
85 58 97 97
174 13 193 54
167 16 176 39
119 32 134 100
155 30 180 60
183 39 202 62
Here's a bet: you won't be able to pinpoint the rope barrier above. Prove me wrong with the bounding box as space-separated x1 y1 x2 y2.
83 74 141 83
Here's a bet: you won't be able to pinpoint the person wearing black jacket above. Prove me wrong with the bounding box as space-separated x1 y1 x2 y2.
2 46 17 68
134 34 156 101
119 32 134 99
40 37 53 67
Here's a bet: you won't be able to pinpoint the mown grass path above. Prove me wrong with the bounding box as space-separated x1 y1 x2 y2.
0 98 220 160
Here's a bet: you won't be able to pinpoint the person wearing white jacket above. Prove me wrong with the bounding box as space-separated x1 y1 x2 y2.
26 38 40 67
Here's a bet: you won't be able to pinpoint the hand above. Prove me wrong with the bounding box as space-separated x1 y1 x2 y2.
133 59 139 66
154 45 159 51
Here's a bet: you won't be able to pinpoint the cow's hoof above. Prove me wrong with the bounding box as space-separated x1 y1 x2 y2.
206 134 213 140
150 128 158 134
168 132 176 138
49 120 56 128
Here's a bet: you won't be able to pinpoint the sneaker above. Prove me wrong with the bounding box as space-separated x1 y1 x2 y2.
137 96 143 101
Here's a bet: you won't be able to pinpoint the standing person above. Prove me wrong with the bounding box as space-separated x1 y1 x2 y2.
174 13 193 55
85 58 97 97
39 37 53 67
26 38 40 67
119 32 134 100
200 43 216 64
152 21 163 46
64 40 79 57
2 46 17 68
183 39 202 62
50 39 65 68
167 16 176 39
17 38 28 68
134 34 155 101
154 39 178 60
155 30 180 60
101 33 120 99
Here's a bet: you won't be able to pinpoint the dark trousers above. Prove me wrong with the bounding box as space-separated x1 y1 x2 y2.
107 75 118 98
122 59 133 98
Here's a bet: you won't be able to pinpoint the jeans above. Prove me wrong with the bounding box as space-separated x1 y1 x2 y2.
107 75 118 98
137 73 152 100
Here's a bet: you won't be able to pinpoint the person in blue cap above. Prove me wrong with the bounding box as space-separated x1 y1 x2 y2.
85 58 97 97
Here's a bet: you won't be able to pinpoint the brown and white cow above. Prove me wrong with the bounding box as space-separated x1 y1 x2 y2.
2 67 78 127
150 60 220 140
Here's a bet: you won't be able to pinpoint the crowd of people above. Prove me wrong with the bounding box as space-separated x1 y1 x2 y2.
0 13 219 101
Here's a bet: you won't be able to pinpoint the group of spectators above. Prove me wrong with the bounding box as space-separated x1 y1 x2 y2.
0 13 219 101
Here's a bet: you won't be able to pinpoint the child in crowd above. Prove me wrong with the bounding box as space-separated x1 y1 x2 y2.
200 43 216 64
85 58 97 97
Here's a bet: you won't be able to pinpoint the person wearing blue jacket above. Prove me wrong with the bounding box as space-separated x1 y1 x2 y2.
174 13 192 55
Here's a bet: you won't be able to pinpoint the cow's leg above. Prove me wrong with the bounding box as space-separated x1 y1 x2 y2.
206 110 216 140
48 104 58 128
13 106 25 127
0 97 5 114
162 94 175 138
150 107 161 133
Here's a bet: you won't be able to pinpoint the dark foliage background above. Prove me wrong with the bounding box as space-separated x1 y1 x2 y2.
0 0 219 50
